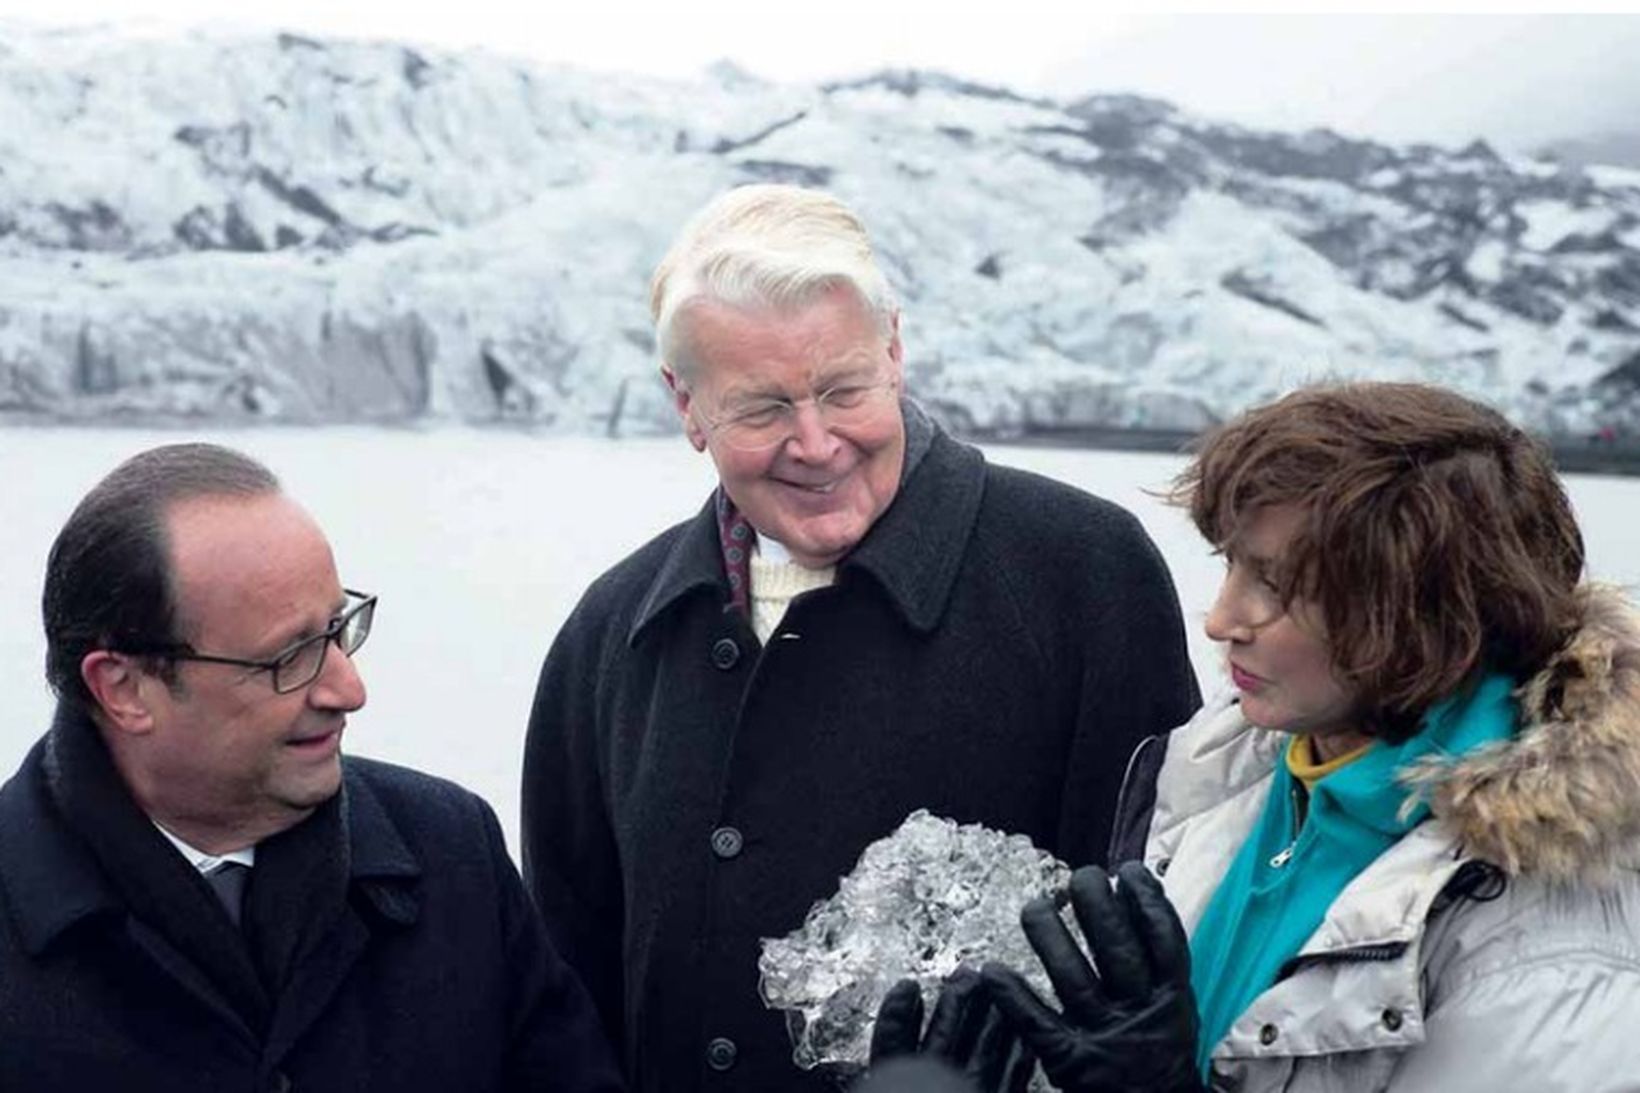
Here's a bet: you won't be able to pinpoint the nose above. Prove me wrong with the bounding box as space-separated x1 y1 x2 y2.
783 399 842 462
308 640 367 713
1204 579 1253 645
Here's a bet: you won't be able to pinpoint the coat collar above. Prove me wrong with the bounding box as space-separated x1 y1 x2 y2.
0 735 117 956
0 713 423 956
339 761 423 926
1222 826 1459 1062
627 427 986 645
628 492 732 646
1401 583 1640 884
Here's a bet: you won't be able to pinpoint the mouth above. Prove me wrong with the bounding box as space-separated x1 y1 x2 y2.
286 725 343 752
1228 663 1267 692
774 477 841 495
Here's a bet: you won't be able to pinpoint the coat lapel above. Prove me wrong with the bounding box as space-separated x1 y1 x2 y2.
262 762 422 1065
124 917 260 1047
0 732 265 1046
40 708 273 1025
262 910 374 1064
629 496 729 646
842 430 985 635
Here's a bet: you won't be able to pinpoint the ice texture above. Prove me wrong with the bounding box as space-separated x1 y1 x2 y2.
5 24 1640 436
758 809 1072 1081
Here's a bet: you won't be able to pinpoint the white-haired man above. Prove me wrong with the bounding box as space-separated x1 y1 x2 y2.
521 185 1200 1092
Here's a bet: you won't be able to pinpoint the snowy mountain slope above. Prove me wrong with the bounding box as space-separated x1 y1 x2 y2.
1 24 1636 435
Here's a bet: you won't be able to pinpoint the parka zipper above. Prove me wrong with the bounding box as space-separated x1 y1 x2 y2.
1268 783 1307 869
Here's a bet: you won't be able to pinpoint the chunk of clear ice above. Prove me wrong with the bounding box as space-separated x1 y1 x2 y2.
758 809 1072 1085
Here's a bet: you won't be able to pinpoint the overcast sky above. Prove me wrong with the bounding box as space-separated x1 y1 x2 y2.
6 3 1640 153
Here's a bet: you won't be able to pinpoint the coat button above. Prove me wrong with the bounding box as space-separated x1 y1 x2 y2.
710 638 740 670
1381 1007 1403 1031
1155 857 1172 877
710 826 744 860
706 1037 737 1071
1258 1023 1279 1046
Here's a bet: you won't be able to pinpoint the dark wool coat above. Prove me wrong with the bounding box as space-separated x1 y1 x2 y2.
0 712 625 1093
521 430 1200 1093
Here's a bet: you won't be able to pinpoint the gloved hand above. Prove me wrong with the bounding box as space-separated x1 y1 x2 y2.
981 862 1205 1093
861 967 1035 1093
853 1057 983 1093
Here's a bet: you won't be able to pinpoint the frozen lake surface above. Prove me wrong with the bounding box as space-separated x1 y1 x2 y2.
5 426 1638 854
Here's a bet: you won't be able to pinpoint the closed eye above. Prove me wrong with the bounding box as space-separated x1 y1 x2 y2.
819 384 873 409
727 401 790 428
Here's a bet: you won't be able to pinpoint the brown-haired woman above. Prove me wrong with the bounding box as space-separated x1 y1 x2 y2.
972 381 1640 1092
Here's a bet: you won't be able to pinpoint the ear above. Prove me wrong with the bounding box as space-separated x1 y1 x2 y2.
80 651 157 736
662 363 709 453
886 311 904 371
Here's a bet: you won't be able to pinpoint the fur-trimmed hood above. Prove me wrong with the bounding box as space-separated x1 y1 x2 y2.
1402 584 1640 884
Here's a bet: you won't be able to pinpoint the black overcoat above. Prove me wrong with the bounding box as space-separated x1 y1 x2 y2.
521 430 1200 1093
0 724 624 1093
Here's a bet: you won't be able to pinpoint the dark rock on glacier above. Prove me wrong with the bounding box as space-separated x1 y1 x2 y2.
1220 270 1326 327
174 203 267 252
735 160 834 188
709 110 808 155
42 201 130 251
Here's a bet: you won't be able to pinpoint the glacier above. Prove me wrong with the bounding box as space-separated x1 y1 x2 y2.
1 24 1637 437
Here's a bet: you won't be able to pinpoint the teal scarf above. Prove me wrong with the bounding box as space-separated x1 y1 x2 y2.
1188 673 1517 1077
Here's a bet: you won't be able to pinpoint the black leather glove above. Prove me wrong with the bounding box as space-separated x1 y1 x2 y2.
981 862 1206 1093
853 1057 981 1093
861 967 1035 1093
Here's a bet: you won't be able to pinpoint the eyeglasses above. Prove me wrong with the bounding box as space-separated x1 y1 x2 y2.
139 589 377 694
696 375 899 452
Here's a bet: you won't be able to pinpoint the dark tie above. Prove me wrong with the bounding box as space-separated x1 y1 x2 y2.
205 861 251 927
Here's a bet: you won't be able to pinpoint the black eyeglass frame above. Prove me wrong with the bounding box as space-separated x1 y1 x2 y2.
131 589 377 695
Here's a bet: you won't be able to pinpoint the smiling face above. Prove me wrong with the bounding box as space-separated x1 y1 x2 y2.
121 492 367 851
1204 504 1370 762
666 285 906 568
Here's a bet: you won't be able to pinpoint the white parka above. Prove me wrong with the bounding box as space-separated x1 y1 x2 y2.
1143 586 1640 1092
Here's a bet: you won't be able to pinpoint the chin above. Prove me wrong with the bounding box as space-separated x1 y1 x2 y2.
1239 700 1290 734
281 769 344 811
790 530 862 566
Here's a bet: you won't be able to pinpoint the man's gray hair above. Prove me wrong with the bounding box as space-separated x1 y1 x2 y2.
650 185 898 379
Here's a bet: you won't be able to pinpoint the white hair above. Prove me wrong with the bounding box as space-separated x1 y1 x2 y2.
651 185 898 379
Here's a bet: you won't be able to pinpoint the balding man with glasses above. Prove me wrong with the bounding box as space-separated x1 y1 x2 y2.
522 184 1201 1092
0 443 623 1093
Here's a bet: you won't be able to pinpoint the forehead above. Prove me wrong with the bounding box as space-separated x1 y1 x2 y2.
163 492 341 642
682 286 885 390
1229 503 1307 561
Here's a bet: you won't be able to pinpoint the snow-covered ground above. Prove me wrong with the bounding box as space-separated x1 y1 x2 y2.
3 426 1638 855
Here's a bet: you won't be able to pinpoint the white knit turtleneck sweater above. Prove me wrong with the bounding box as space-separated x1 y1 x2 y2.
748 542 835 644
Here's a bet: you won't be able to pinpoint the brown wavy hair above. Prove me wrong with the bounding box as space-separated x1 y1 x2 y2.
1172 382 1586 743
